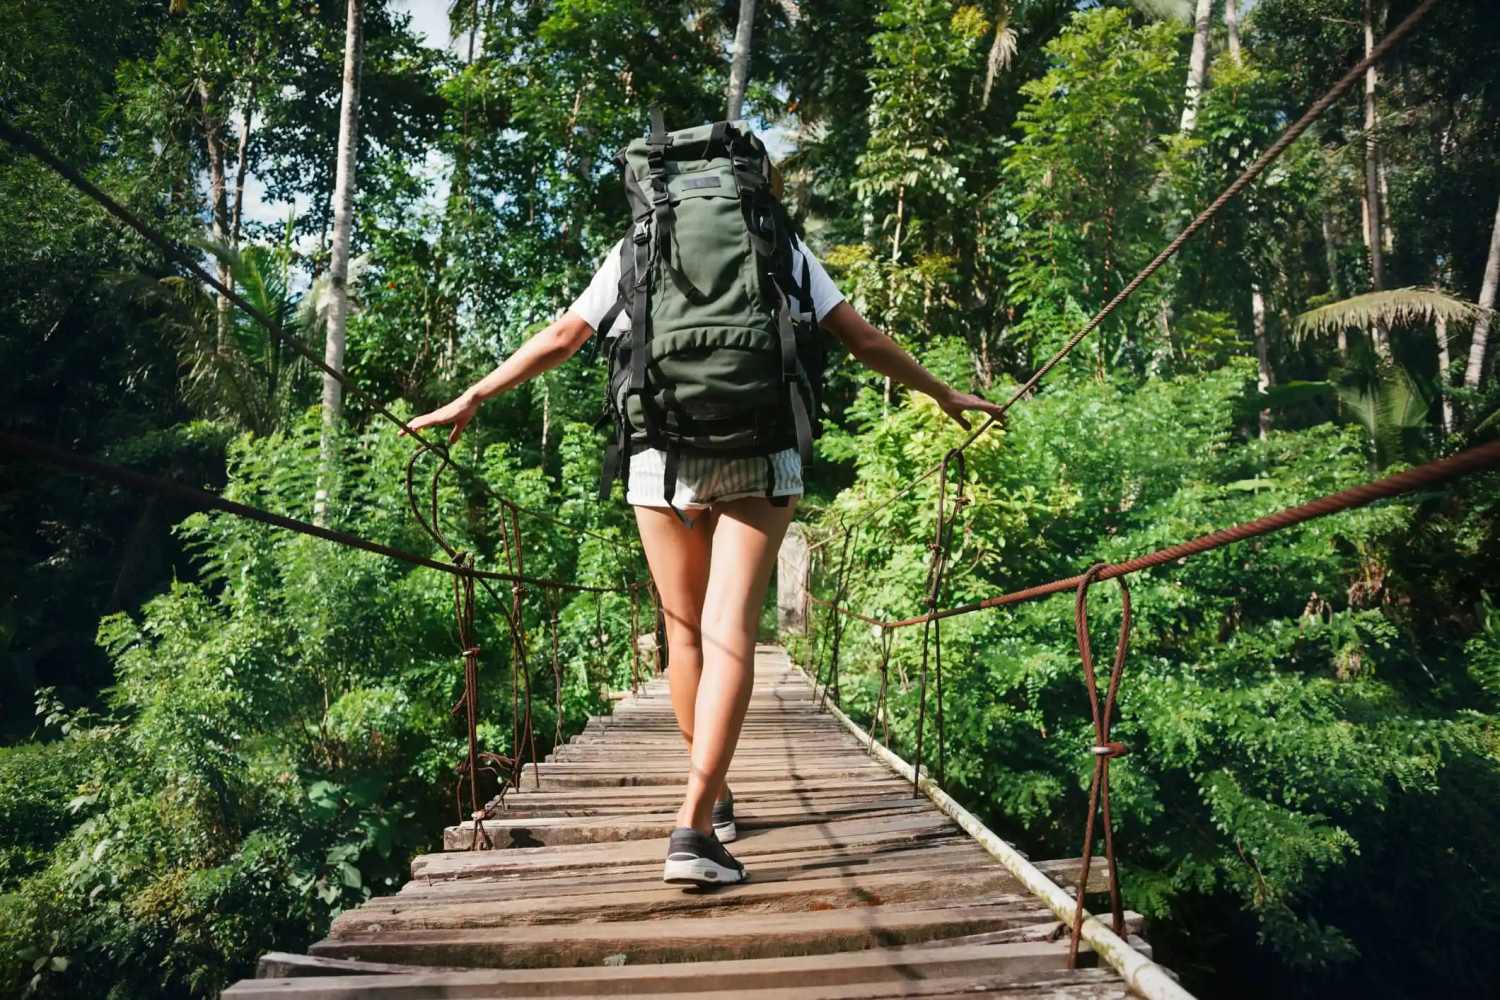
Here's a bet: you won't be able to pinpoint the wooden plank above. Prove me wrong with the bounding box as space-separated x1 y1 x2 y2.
253 953 463 979
224 645 1160 1000
438 809 959 856
332 870 1044 931
446 799 936 849
226 942 1088 998
310 902 1058 968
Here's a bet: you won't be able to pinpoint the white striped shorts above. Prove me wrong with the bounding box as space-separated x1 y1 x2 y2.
626 448 803 509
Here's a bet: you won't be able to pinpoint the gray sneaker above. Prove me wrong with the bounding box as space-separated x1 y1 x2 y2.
712 787 736 843
663 827 747 886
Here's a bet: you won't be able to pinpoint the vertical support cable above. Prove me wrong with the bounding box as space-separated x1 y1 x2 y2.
1068 564 1132 967
913 450 964 796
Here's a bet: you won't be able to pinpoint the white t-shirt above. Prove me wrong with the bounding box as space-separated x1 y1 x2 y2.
567 236 845 336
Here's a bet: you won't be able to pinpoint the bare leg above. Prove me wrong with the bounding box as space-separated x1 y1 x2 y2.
632 505 728 803
675 497 798 835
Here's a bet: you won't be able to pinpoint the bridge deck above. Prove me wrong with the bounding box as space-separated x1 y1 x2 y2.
226 645 1158 999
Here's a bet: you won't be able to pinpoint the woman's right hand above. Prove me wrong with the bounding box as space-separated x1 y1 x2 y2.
403 391 480 444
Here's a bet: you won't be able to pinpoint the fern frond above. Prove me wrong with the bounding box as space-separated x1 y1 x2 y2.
1294 288 1492 343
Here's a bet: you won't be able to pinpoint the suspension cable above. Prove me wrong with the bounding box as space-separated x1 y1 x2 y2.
811 439 1500 630
0 431 626 594
0 116 639 560
806 0 1443 553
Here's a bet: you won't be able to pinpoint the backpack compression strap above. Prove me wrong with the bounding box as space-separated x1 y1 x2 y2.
598 238 638 501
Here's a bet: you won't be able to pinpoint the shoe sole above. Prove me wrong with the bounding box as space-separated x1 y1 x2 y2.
714 819 737 843
663 856 747 886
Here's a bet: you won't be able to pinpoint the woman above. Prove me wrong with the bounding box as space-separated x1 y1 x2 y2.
407 208 1002 887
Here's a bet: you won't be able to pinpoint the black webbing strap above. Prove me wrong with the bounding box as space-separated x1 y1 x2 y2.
597 298 624 338
627 221 651 391
773 287 815 468
646 104 675 274
599 422 627 501
600 232 647 501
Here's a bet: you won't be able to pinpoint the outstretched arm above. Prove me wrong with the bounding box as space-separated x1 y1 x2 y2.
403 312 595 444
820 302 1004 431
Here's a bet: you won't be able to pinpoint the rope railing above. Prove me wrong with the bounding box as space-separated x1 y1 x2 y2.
0 432 623 594
0 116 640 563
0 430 640 845
805 0 1443 556
796 0 1450 970
803 438 1500 968
811 439 1500 632
0 114 658 842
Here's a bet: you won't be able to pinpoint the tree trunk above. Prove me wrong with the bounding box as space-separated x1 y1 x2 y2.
317 0 363 521
1252 283 1272 439
1435 312 1453 433
1362 0 1389 354
199 81 232 347
229 80 257 247
1225 0 1240 63
1465 192 1500 388
726 0 755 121
323 0 363 432
1180 0 1213 133
1321 202 1347 358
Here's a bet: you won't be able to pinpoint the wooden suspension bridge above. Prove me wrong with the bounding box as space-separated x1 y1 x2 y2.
224 646 1187 1000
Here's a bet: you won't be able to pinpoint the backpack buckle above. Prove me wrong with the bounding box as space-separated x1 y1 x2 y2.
632 220 650 245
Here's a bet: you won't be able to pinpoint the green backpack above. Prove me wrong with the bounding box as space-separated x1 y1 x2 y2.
594 105 824 512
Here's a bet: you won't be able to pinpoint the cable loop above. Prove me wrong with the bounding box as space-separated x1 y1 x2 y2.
1067 562 1132 967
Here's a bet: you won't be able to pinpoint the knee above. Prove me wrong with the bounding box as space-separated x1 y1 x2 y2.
664 616 704 661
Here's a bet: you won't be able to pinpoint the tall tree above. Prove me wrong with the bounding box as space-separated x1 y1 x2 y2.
726 0 756 120
1224 0 1240 62
1361 0 1389 353
320 0 363 472
1180 0 1212 131
1466 193 1500 388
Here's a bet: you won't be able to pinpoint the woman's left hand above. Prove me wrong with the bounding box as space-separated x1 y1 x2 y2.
936 388 1007 432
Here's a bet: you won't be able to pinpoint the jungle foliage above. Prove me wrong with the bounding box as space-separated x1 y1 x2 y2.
1 1 1498 997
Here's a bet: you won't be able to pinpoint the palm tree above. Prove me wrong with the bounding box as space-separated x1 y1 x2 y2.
139 228 318 437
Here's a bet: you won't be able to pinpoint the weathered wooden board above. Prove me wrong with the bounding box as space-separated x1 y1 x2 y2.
225 646 1159 1000
227 962 1127 999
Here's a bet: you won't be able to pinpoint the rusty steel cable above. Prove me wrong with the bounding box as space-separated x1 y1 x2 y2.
812 439 1500 630
496 501 540 793
913 450 966 796
1068 566 1132 967
806 0 1443 555
404 449 501 846
1 431 622 594
544 586 565 750
649 581 667 676
629 584 644 695
815 526 860 711
867 628 895 756
406 447 559 837
0 117 640 563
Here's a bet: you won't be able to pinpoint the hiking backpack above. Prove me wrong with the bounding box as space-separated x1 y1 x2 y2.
594 105 824 511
